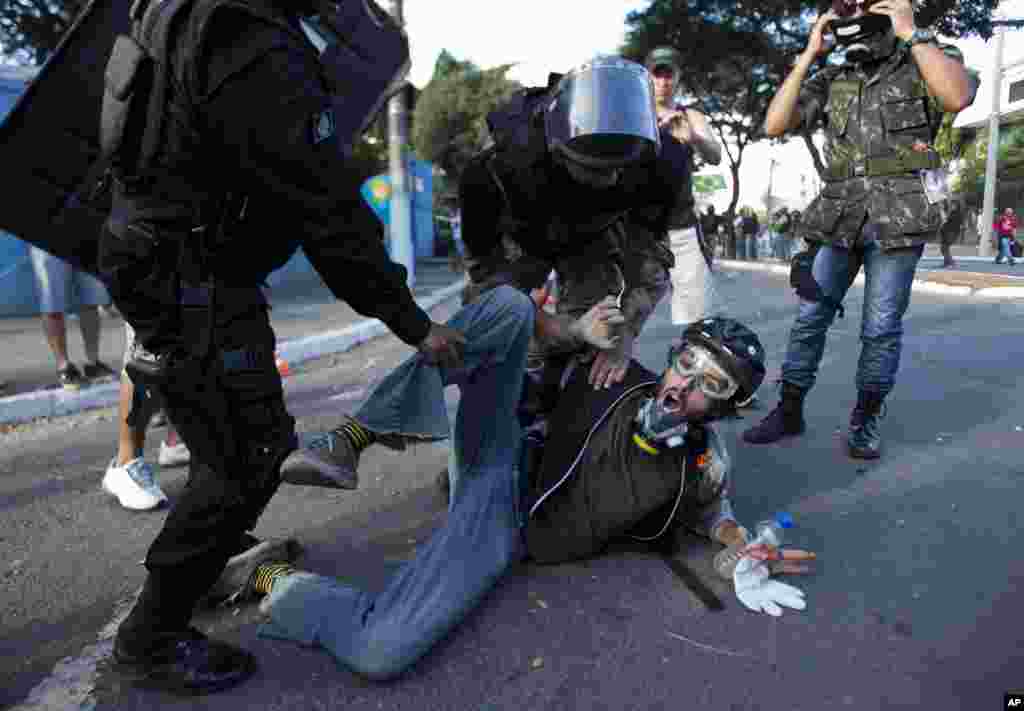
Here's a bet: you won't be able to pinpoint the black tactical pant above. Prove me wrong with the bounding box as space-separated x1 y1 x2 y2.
116 292 297 653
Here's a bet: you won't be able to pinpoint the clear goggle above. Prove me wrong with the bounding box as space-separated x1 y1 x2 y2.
668 343 739 401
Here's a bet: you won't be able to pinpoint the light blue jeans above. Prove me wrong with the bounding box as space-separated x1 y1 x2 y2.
996 235 1017 264
258 286 534 680
781 227 923 397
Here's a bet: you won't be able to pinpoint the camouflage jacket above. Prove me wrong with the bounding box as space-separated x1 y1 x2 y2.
797 41 978 249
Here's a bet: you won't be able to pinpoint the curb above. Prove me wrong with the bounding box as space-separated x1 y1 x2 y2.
718 259 1020 299
0 279 467 427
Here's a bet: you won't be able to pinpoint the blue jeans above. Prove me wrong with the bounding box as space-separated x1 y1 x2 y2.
781 228 923 397
258 286 534 680
996 236 1016 263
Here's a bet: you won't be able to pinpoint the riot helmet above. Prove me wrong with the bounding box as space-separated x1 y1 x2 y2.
544 55 660 188
299 0 411 139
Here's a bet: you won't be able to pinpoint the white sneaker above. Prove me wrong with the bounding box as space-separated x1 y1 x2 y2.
102 458 167 511
158 440 191 468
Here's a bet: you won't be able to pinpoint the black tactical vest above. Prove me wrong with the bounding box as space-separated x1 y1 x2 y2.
101 0 307 228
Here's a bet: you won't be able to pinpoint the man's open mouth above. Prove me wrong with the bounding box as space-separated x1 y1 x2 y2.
659 388 683 413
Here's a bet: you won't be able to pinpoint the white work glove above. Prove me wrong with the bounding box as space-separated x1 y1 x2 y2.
568 296 625 350
733 555 807 617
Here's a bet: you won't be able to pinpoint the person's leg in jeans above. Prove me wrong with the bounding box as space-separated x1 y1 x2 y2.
780 245 862 391
743 243 863 444
258 286 535 680
996 235 1012 264
846 236 922 458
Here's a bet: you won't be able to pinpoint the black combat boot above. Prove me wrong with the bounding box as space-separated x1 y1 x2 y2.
742 382 807 444
847 390 886 459
114 627 257 695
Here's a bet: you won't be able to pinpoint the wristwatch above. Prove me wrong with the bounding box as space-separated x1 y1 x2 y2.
905 28 936 48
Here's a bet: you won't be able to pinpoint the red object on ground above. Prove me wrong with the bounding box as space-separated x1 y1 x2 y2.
276 356 291 377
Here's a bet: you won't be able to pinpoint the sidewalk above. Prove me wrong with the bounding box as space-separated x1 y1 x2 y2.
719 253 1024 299
0 258 465 426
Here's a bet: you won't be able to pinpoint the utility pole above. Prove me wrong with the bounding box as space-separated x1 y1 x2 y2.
979 16 1007 258
978 17 1024 257
387 0 415 286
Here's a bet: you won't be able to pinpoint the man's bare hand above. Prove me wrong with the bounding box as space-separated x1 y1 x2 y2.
659 110 692 143
804 10 838 59
587 330 634 389
868 0 916 42
417 323 467 369
568 296 626 351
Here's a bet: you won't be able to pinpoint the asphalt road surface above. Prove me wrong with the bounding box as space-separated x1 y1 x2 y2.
2 268 1023 711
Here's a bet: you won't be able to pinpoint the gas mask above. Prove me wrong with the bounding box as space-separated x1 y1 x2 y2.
829 0 897 64
635 396 690 450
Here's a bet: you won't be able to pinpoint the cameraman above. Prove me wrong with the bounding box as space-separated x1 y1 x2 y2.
743 0 976 458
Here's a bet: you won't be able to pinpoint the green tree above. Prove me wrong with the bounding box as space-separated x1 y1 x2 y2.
952 124 1024 206
1 0 85 65
411 50 521 189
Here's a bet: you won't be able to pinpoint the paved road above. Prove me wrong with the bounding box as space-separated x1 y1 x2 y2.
2 268 1023 710
916 256 1024 278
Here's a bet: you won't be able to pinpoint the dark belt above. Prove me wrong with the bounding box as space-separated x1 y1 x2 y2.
221 347 274 373
825 152 941 181
179 282 267 308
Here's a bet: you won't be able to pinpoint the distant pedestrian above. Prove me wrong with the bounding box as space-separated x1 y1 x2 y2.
939 203 962 268
29 246 117 390
740 207 760 260
101 323 190 511
994 207 1018 266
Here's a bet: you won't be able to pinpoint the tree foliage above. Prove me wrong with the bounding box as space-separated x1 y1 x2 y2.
0 0 85 65
411 50 521 189
951 124 1024 207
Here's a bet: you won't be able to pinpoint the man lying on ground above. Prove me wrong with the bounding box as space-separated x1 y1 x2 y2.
214 287 815 680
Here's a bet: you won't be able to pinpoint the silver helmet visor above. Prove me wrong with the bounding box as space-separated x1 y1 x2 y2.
545 56 660 170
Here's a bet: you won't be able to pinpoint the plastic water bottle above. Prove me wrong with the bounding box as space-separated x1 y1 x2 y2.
751 512 794 548
712 512 794 580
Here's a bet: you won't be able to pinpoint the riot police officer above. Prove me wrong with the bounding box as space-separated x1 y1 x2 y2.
743 0 976 458
459 55 687 398
97 0 464 694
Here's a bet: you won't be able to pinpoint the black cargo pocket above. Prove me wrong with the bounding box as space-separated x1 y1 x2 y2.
100 35 153 160
881 97 929 133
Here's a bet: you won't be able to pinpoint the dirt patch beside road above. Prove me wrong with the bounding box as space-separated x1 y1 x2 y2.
916 271 1024 291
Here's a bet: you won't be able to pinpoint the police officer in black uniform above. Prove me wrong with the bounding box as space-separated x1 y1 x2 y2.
97 0 465 694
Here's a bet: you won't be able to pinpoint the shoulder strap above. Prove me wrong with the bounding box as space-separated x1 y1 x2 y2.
130 0 198 177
